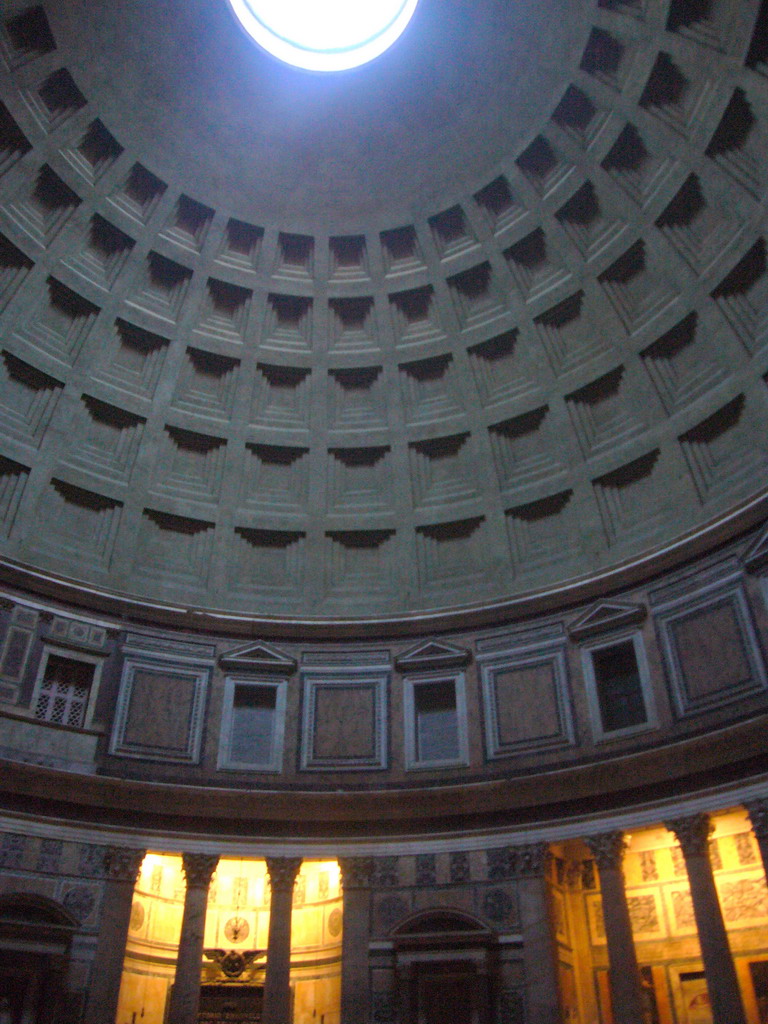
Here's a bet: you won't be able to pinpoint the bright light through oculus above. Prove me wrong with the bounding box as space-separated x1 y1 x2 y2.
227 0 420 72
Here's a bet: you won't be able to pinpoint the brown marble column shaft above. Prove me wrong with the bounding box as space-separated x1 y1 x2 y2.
586 832 645 1024
339 857 373 1024
263 857 302 1024
666 814 747 1024
83 846 146 1024
746 800 768 882
510 843 561 1024
167 853 219 1024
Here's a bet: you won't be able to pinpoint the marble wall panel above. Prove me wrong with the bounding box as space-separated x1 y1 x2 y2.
655 581 767 715
300 671 388 770
109 655 209 762
480 643 574 758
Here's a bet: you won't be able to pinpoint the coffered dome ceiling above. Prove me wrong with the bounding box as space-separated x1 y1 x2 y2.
0 0 766 622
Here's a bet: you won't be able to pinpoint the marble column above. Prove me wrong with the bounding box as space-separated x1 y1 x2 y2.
339 856 373 1024
510 843 561 1024
263 856 302 1024
585 832 645 1024
83 846 146 1024
746 799 768 882
666 814 747 1024
167 853 219 1024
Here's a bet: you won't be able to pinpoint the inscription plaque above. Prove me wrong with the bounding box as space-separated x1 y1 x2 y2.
198 985 263 1024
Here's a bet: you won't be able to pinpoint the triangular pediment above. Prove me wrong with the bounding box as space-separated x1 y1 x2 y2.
567 600 646 642
218 641 297 675
743 522 768 573
395 639 471 671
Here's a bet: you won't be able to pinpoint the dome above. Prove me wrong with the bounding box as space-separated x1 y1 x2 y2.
225 0 422 72
0 0 765 625
2 3 768 1023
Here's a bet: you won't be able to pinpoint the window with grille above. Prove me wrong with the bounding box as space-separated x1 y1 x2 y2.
33 654 94 728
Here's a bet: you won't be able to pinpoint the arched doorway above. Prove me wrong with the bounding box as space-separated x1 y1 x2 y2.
391 910 498 1024
0 894 78 1024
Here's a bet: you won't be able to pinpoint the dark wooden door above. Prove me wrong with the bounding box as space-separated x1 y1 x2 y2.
419 974 475 1024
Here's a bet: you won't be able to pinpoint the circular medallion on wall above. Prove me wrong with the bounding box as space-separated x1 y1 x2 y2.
327 907 343 937
374 895 408 932
224 915 250 943
62 886 95 924
129 899 145 932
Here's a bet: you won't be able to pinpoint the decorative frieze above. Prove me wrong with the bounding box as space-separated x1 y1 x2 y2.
373 856 399 888
488 842 550 880
450 851 471 884
416 854 436 886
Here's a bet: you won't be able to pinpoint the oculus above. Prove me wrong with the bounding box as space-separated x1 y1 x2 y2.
227 0 420 71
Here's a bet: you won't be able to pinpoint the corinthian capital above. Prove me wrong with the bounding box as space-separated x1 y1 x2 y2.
585 831 626 871
665 813 712 858
338 856 374 891
181 853 219 889
104 846 146 883
746 800 768 840
266 856 302 893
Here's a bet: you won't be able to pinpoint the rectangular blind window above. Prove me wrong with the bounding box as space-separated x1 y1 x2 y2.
415 680 459 762
230 684 277 766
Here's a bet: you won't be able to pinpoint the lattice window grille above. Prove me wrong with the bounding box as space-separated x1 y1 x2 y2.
34 669 90 728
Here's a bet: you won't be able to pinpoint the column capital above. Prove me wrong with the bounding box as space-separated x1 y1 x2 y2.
585 831 626 871
339 856 374 890
746 800 768 839
666 813 713 857
266 856 302 893
181 852 219 889
104 846 146 883
509 842 551 879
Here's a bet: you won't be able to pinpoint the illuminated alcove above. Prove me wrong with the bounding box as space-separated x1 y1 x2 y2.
116 855 342 1024
551 810 768 1024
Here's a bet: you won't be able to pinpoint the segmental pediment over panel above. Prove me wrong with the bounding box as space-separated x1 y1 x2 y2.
567 599 646 642
394 638 472 672
218 640 297 675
